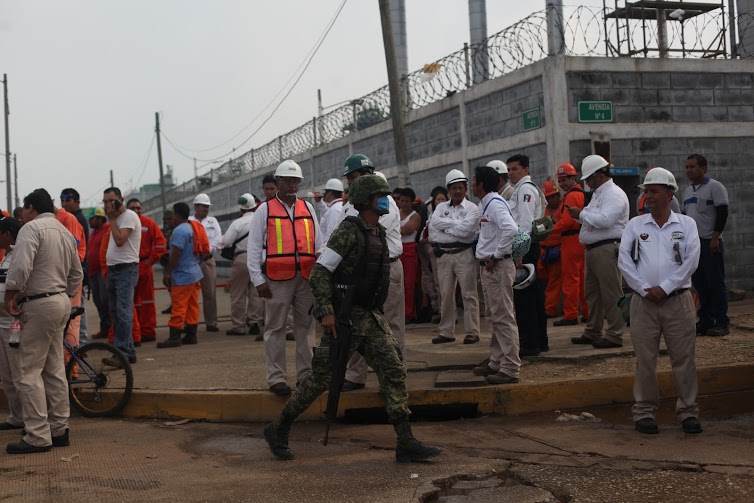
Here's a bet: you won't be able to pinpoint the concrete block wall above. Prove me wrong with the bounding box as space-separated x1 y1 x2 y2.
405 107 461 162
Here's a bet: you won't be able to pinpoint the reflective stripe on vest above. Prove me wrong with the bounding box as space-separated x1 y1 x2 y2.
265 198 316 281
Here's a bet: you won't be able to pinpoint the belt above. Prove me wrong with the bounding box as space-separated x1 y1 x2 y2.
441 246 472 255
585 239 620 251
667 288 689 299
389 257 399 263
108 262 139 271
235 250 247 257
479 255 512 267
562 229 580 237
18 291 65 304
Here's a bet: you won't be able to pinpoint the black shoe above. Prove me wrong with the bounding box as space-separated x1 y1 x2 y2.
161 306 172 314
571 335 593 345
394 423 442 463
519 347 541 357
285 332 295 341
263 423 294 460
592 338 622 349
0 422 23 431
635 418 659 434
182 325 198 345
695 322 708 336
52 429 70 447
133 342 142 347
6 440 52 454
248 324 261 336
341 379 365 392
269 383 292 396
128 356 137 364
485 372 519 385
205 325 219 333
431 335 455 344
580 317 588 323
141 337 156 343
553 318 578 327
463 335 480 344
706 326 730 337
682 417 703 434
472 365 496 377
225 329 248 336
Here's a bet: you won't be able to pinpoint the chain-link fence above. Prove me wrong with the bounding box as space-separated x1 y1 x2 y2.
143 5 753 212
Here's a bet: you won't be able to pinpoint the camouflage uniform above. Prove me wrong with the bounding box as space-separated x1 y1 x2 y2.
278 215 411 424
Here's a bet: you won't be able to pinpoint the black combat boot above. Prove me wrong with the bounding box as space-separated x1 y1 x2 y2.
182 324 198 345
394 422 442 463
263 418 294 460
157 327 182 349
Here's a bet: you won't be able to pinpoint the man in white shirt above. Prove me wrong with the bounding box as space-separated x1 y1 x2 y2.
319 178 344 245
471 165 521 385
103 187 141 364
338 155 404 391
189 193 223 332
428 169 481 345
248 160 322 396
222 194 263 337
618 168 702 435
568 155 629 349
507 154 548 357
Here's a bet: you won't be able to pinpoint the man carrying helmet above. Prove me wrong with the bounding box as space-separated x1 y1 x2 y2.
189 193 223 332
618 168 702 435
248 160 322 396
551 163 589 325
338 154 405 391
568 154 629 349
428 168 481 345
318 178 344 244
262 175 442 463
222 193 263 337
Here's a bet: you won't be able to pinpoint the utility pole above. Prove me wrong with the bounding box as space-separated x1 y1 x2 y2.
378 0 411 187
109 170 114 187
13 153 18 208
154 112 167 215
193 157 197 179
3 74 12 211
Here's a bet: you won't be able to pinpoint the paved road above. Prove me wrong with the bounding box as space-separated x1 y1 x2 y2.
1 410 752 502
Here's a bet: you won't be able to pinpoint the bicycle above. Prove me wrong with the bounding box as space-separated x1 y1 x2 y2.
64 306 134 417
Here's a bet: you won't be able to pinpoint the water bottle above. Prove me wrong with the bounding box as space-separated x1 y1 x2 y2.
9 319 21 348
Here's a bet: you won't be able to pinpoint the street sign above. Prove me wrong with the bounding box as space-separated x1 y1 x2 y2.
611 167 639 176
522 107 541 131
578 101 613 123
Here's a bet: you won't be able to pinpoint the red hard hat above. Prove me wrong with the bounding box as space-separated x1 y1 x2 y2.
556 163 578 178
542 180 559 197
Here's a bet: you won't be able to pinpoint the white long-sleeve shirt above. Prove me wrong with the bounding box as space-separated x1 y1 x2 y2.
221 211 253 253
618 211 700 297
340 196 402 259
189 215 223 253
428 198 479 245
475 192 518 260
247 196 322 286
320 198 343 245
578 179 629 245
508 175 543 233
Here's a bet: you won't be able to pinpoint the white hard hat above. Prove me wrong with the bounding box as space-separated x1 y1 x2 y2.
580 155 610 181
193 193 211 206
374 171 388 183
638 167 678 191
238 193 256 210
274 159 304 179
446 169 467 186
486 160 508 175
324 178 344 192
513 263 536 290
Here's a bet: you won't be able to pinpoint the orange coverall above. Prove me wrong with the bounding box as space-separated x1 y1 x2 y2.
551 187 588 321
56 208 85 363
537 206 562 317
135 215 166 339
100 226 141 344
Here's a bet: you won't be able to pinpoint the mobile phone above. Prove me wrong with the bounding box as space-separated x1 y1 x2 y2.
114 200 122 210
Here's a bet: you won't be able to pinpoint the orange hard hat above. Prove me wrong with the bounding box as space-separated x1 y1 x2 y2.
542 180 559 197
556 163 578 178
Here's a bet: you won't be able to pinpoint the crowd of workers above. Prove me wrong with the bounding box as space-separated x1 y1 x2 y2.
0 148 730 454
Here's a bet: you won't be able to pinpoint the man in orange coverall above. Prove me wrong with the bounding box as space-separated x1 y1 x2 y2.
99 226 142 345
54 204 86 363
538 180 562 318
126 199 167 343
552 163 588 326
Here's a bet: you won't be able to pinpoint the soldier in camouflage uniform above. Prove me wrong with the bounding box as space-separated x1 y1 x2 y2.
263 175 442 463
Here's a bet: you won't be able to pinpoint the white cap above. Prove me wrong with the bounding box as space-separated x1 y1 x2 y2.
374 171 388 183
193 193 211 206
486 160 508 175
446 169 467 186
274 159 304 179
324 178 344 192
238 193 256 209
580 154 610 181
638 167 678 191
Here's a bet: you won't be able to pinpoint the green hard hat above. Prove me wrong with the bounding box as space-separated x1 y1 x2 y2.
343 154 375 177
348 175 390 207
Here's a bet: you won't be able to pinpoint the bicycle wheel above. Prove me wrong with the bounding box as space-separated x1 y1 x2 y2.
66 342 134 418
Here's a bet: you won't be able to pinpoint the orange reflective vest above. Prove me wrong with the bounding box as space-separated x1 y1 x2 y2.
265 198 316 281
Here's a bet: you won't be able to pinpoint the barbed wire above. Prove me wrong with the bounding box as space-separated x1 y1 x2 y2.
143 6 753 212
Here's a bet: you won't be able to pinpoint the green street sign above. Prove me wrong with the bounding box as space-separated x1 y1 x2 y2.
522 107 541 131
578 101 613 123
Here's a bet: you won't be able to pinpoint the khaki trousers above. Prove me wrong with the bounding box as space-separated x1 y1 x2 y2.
630 291 699 422
481 261 521 378
263 273 315 386
437 248 480 338
346 259 405 384
584 244 625 343
229 253 262 332
0 327 24 427
199 257 218 328
14 294 71 447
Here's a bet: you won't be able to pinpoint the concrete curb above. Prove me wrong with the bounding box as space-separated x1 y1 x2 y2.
115 363 754 422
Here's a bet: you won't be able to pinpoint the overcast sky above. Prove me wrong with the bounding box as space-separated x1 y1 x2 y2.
0 0 605 208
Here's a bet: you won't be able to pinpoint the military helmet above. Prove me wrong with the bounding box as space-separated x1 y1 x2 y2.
343 154 375 177
348 175 391 207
